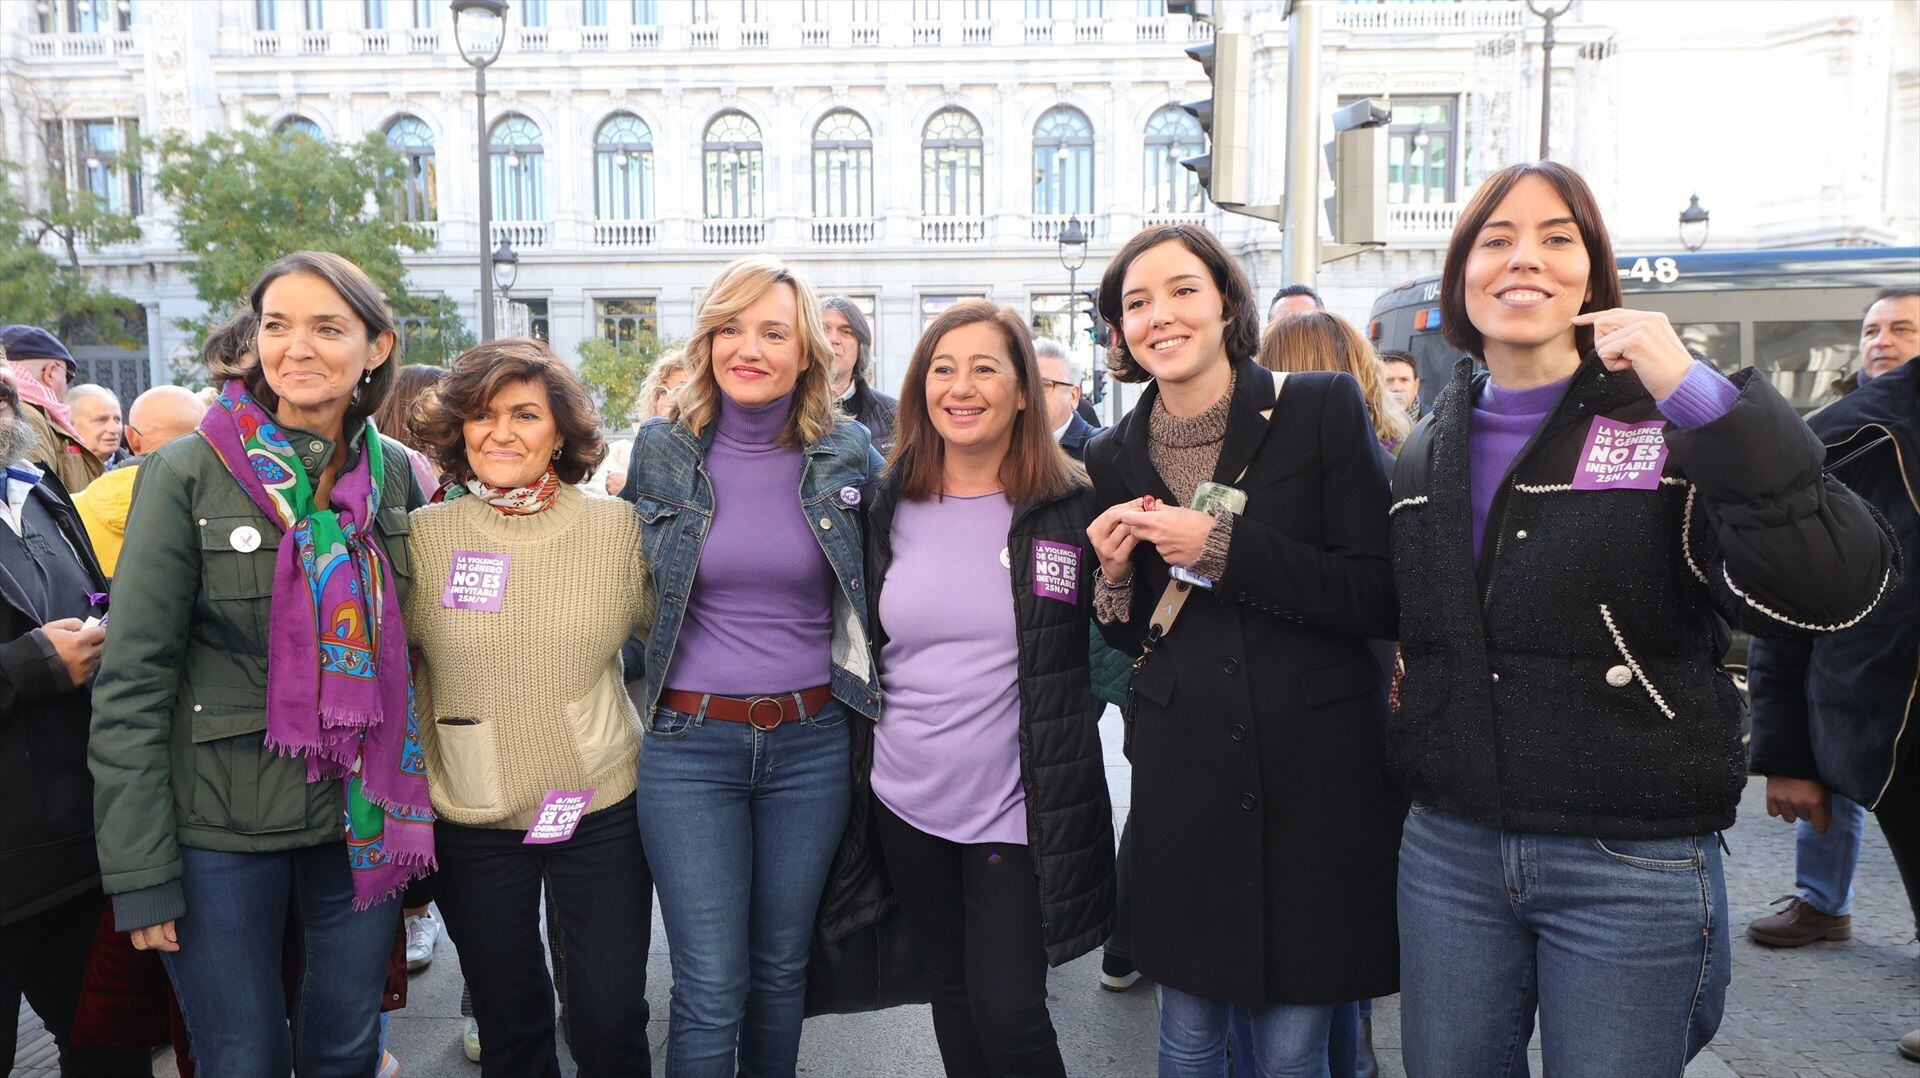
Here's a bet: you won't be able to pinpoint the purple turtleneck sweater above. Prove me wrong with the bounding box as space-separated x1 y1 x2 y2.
664 391 835 695
1469 361 1739 558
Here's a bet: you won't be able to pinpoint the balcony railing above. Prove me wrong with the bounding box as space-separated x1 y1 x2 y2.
357 29 389 53
299 30 329 54
811 219 877 246
517 26 549 50
1024 20 1053 43
491 220 552 249
1389 202 1463 238
628 25 659 47
1030 214 1101 243
1074 19 1105 43
593 220 658 247
689 25 719 48
249 30 281 55
850 23 880 45
800 23 829 46
1329 0 1524 33
1138 19 1166 42
406 221 442 248
1141 211 1206 229
960 21 992 44
22 32 138 58
579 26 606 49
912 21 941 45
407 28 439 53
741 24 769 47
703 220 765 246
921 217 987 244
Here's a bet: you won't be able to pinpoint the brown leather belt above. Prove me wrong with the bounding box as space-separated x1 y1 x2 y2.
657 686 834 731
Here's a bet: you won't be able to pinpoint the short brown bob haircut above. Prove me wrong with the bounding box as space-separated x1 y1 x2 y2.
1096 223 1261 384
1440 161 1622 361
889 299 1083 504
212 251 399 433
412 337 607 486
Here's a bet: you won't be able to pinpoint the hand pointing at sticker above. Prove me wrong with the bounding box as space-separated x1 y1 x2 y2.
1570 307 1695 400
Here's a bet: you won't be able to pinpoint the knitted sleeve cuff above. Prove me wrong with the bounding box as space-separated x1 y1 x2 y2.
111 880 185 933
1094 569 1134 625
1189 507 1235 582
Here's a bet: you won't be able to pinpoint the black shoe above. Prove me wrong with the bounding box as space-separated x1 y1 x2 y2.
1099 952 1141 992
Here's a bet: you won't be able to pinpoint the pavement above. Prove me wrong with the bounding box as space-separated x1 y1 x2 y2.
17 705 1918 1076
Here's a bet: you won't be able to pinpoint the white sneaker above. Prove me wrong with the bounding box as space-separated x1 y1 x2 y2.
463 1017 482 1064
405 913 441 971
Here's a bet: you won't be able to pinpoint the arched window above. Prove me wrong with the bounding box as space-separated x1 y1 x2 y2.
1142 105 1204 215
703 111 762 220
595 113 653 220
921 107 983 217
277 116 325 143
812 110 873 219
1031 105 1092 215
383 115 437 222
489 114 545 221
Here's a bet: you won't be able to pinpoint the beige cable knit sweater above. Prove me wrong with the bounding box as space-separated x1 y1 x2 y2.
405 484 653 829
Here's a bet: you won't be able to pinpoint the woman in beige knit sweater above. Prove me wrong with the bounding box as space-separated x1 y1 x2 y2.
403 338 655 1078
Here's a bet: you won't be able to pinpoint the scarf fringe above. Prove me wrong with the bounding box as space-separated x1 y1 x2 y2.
349 851 439 912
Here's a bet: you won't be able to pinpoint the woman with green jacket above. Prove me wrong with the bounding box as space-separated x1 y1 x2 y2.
89 251 430 1077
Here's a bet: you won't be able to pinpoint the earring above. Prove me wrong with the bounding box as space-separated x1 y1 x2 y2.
551 447 561 459
362 370 372 385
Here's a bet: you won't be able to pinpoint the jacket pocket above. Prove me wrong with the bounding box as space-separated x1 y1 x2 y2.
1130 659 1177 709
632 498 680 573
1250 448 1319 491
376 506 413 581
186 704 306 834
566 659 639 781
198 516 278 645
1597 604 1677 721
1299 656 1380 707
432 717 504 817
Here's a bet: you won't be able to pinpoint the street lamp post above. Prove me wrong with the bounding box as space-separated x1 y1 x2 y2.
1526 0 1573 160
452 0 506 340
491 240 519 331
1056 213 1091 418
1679 194 1711 252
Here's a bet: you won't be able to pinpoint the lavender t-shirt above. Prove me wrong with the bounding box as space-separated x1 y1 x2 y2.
873 492 1027 845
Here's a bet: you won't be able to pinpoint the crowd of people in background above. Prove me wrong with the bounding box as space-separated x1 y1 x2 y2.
2 156 1916 1078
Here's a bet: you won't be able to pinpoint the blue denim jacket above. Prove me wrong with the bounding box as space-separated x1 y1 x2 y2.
625 413 885 720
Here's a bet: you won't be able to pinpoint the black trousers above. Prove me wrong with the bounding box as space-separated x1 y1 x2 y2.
874 801 1065 1078
432 795 653 1078
0 890 152 1077
1874 748 1920 934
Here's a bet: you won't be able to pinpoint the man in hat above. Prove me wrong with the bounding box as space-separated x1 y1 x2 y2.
0 325 102 493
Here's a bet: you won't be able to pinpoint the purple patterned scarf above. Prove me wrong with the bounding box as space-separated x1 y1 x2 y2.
199 380 433 908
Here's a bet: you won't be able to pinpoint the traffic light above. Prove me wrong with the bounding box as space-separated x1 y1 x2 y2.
1090 366 1107 405
1079 291 1100 348
1322 97 1391 248
1179 31 1251 209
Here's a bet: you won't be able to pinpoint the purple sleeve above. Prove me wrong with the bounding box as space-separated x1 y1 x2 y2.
1656 362 1740 430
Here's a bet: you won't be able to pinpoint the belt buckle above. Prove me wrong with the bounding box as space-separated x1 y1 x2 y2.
746 695 785 731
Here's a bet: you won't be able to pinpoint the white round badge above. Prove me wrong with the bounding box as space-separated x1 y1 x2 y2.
230 525 262 553
998 547 1011 569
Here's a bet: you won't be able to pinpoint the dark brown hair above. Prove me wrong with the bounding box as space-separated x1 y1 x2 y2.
1439 161 1621 360
216 251 399 433
373 364 446 451
200 308 259 373
1096 223 1260 384
889 300 1082 503
412 338 607 486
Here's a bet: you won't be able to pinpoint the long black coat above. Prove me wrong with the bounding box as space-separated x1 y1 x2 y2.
1087 360 1403 1008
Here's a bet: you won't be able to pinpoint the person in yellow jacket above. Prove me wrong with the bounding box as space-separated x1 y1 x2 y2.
71 386 206 578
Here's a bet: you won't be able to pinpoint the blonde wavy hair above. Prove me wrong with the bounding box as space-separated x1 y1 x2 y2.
676 257 838 448
638 347 691 421
1257 311 1412 446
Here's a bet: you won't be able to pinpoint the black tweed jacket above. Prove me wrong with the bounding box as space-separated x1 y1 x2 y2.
1389 356 1896 839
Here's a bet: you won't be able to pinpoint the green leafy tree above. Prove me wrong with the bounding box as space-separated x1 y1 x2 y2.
0 158 144 346
145 119 472 368
577 329 679 429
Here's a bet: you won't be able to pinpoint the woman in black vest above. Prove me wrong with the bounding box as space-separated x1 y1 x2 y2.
1084 224 1401 1075
1387 161 1895 1075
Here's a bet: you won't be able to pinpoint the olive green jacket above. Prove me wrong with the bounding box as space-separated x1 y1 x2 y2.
88 426 422 931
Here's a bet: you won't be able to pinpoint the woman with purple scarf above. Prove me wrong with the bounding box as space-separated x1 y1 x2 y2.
90 251 432 1077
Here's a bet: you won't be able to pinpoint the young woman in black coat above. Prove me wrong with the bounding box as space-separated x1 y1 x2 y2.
1084 224 1402 1075
1387 161 1896 1075
852 300 1114 1077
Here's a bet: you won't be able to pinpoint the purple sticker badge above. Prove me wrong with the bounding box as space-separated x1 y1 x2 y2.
523 788 595 845
1572 416 1670 491
443 551 511 612
1032 539 1080 605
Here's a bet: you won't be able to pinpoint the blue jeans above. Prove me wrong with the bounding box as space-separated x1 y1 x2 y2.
634 698 853 1078
1795 794 1867 916
1398 805 1730 1077
1159 983 1333 1078
162 843 398 1078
